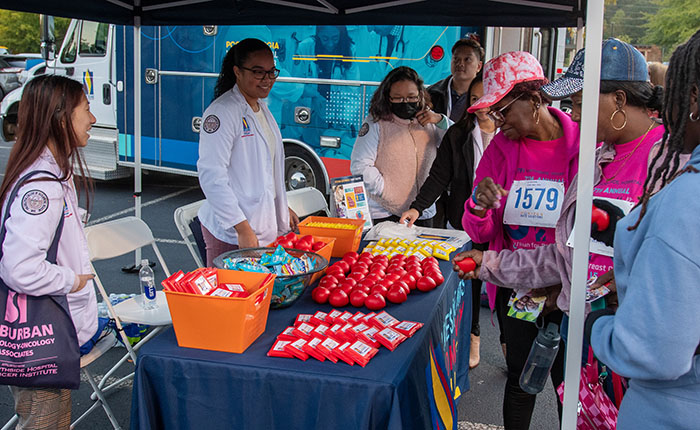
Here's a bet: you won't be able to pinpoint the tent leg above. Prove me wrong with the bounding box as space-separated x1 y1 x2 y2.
561 1 605 429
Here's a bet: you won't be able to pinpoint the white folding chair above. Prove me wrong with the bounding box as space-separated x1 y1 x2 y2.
68 216 172 429
173 199 205 268
286 187 331 218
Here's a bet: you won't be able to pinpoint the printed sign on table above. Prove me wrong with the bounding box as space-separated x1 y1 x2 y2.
331 175 373 230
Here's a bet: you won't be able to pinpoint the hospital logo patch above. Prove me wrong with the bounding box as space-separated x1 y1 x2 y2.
241 117 254 137
359 122 369 137
21 190 49 215
202 115 220 134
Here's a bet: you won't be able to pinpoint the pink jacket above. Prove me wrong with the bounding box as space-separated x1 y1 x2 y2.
462 107 580 309
478 135 687 315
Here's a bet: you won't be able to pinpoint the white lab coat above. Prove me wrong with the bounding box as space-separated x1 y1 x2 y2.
197 85 290 247
0 150 97 346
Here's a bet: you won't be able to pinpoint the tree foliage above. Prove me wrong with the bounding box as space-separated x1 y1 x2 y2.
0 10 69 54
644 0 700 58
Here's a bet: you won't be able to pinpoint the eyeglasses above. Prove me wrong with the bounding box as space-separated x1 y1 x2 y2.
389 95 421 103
239 66 280 80
487 93 523 125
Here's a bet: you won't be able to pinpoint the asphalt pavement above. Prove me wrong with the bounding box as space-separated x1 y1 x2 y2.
0 139 560 429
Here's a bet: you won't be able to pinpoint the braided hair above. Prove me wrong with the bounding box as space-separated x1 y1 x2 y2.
629 29 700 230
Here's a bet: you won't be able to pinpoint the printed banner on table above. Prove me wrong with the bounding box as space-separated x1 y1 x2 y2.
331 175 373 230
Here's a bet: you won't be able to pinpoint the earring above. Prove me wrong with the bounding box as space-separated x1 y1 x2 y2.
690 111 700 122
533 104 541 125
610 108 627 131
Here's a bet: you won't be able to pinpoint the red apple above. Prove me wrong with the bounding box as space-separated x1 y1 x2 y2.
364 293 386 311
312 286 331 304
386 285 408 304
416 276 437 292
349 290 368 307
328 289 349 307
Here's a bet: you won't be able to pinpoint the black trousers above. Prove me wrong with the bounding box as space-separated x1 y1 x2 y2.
496 287 565 430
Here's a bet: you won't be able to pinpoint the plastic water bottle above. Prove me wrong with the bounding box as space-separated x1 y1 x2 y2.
139 259 158 310
519 322 560 394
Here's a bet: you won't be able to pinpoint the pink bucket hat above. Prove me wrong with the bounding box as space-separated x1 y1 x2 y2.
468 51 544 113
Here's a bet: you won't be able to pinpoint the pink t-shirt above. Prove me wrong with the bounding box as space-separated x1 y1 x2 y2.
588 125 665 281
505 135 574 251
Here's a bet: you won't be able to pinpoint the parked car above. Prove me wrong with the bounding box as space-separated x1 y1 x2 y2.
0 57 22 101
1 53 43 69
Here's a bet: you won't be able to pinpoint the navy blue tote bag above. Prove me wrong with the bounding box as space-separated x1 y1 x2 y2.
0 170 80 389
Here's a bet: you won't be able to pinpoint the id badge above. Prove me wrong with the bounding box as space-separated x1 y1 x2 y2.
503 180 565 228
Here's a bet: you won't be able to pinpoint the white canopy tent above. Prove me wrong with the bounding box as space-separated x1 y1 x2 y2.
0 0 605 427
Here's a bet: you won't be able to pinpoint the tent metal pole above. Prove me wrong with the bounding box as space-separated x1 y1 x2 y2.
134 11 142 266
560 0 604 429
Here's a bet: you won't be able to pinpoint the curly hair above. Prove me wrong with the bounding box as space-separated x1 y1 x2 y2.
369 66 428 122
629 29 700 230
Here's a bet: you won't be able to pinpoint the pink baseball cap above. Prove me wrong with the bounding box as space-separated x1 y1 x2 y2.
467 51 544 113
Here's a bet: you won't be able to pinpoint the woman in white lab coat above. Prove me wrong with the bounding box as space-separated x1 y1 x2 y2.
0 75 98 429
197 38 297 266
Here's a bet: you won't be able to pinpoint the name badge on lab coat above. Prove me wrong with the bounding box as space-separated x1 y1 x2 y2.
503 179 564 228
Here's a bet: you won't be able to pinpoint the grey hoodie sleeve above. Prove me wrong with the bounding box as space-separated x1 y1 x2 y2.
479 244 563 289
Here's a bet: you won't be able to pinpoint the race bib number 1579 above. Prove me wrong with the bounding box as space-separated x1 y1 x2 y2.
503 180 565 228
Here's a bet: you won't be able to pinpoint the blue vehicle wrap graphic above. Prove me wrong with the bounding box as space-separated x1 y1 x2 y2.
116 25 481 173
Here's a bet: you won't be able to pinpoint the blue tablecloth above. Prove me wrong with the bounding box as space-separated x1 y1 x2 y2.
130 249 472 430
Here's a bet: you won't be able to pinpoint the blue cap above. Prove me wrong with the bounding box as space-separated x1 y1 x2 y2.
600 38 648 81
541 38 648 100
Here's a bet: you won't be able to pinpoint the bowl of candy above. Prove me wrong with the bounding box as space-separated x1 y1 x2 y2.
213 246 328 309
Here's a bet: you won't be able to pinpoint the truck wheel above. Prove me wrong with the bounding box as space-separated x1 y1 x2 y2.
284 144 325 193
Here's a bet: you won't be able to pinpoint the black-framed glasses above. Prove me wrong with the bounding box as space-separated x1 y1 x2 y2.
389 95 421 103
239 66 280 80
488 93 523 125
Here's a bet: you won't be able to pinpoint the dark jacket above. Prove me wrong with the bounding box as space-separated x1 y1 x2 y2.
427 76 451 116
409 118 476 230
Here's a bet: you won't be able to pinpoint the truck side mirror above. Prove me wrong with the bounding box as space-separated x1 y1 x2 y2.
39 15 55 61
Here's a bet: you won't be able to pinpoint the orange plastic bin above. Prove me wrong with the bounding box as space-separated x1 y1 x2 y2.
164 270 275 353
298 216 365 257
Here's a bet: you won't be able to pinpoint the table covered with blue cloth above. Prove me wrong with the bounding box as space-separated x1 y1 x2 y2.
130 246 472 430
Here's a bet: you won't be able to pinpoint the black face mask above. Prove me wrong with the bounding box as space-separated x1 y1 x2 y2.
390 102 420 120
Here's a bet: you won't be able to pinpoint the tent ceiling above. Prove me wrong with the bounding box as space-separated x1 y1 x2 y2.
0 0 584 27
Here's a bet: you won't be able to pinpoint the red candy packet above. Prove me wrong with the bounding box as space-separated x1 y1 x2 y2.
394 321 423 337
350 312 365 324
277 326 297 342
294 314 314 327
332 342 355 365
358 327 381 349
375 327 407 351
292 322 315 340
337 311 354 324
268 339 294 358
311 323 330 339
327 309 344 324
285 338 310 361
318 337 340 363
370 311 400 330
302 337 326 362
310 311 329 326
345 340 379 367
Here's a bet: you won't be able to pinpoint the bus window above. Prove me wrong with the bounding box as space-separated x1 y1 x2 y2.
79 22 109 57
61 26 78 64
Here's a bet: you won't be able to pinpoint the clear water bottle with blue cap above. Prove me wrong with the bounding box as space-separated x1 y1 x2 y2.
519 322 560 394
139 259 158 310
